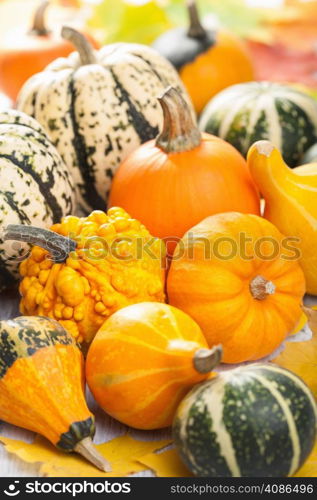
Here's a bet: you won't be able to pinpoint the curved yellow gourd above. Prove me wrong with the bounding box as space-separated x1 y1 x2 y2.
247 140 317 295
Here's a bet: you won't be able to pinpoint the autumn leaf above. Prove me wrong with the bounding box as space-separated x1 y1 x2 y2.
0 434 171 477
271 307 317 398
138 447 193 477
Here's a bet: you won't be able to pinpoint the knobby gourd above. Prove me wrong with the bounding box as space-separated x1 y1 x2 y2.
152 0 254 114
173 364 317 477
248 140 317 295
109 87 260 255
86 302 222 430
0 109 75 291
199 81 317 167
167 212 306 363
0 316 110 471
4 208 165 345
17 27 193 212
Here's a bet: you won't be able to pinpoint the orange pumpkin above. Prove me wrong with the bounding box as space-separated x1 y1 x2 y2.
152 0 254 114
0 1 98 101
167 212 306 364
86 302 222 430
109 87 260 256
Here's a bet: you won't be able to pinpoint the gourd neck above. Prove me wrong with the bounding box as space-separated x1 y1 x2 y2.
250 275 276 300
75 437 111 472
61 26 97 65
187 0 207 39
4 224 76 263
156 86 201 154
29 1 50 36
193 345 222 374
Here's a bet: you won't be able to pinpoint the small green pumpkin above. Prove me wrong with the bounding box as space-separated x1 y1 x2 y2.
199 81 317 167
302 143 317 164
173 364 317 477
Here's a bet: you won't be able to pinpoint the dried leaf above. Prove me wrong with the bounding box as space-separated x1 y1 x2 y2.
0 434 171 477
271 307 317 398
138 447 193 477
293 442 317 477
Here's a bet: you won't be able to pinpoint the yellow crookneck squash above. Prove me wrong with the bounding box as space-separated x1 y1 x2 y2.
86 302 222 430
248 140 317 295
0 316 109 471
167 212 306 364
4 208 165 345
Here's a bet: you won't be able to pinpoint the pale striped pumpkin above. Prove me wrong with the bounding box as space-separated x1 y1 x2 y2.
199 82 317 167
17 28 194 213
0 110 75 290
173 364 317 477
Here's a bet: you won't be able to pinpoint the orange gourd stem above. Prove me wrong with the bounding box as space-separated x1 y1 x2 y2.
4 224 76 263
61 26 96 65
249 275 276 301
187 0 207 39
193 345 223 373
156 86 201 153
29 1 50 36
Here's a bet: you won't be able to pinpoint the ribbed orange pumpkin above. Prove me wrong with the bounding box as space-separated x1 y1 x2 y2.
167 212 306 364
109 87 260 255
86 302 222 430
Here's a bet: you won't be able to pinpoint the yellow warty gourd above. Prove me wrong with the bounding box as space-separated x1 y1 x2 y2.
248 140 317 295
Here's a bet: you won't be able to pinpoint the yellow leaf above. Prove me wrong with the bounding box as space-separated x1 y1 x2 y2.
293 442 317 477
0 434 171 477
271 307 317 398
138 447 193 477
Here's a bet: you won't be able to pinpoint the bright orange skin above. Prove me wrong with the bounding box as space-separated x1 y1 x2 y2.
167 212 306 364
0 30 99 101
0 344 91 445
180 31 254 114
86 302 215 430
109 134 260 256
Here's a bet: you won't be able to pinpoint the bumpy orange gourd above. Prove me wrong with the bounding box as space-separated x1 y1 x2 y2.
86 302 222 430
5 208 165 345
109 87 260 255
0 316 109 471
167 212 306 364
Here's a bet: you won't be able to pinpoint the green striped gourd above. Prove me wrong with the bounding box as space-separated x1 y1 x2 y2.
173 364 317 477
17 27 194 213
199 82 317 167
0 110 75 290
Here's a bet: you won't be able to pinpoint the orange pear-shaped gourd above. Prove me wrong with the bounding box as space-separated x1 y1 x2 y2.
248 140 317 295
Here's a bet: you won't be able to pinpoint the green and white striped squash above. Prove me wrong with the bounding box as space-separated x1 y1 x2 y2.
173 364 317 477
17 28 194 213
0 110 75 290
199 82 317 167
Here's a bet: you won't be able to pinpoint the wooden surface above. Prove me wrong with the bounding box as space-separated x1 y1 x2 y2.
0 289 170 477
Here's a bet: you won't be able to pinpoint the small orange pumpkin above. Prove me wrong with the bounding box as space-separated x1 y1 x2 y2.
0 1 98 101
152 0 254 114
109 87 260 255
167 212 306 364
86 302 222 430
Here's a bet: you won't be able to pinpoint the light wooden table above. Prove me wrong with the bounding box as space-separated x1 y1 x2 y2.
0 289 170 477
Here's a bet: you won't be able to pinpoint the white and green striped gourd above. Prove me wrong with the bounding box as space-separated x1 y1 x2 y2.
173 364 317 477
17 27 194 213
0 110 75 290
199 82 317 167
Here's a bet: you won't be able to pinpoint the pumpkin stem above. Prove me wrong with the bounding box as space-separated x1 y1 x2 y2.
61 26 97 65
75 437 111 472
156 86 201 153
250 275 276 300
29 1 50 36
193 345 222 374
187 0 207 39
3 224 77 263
